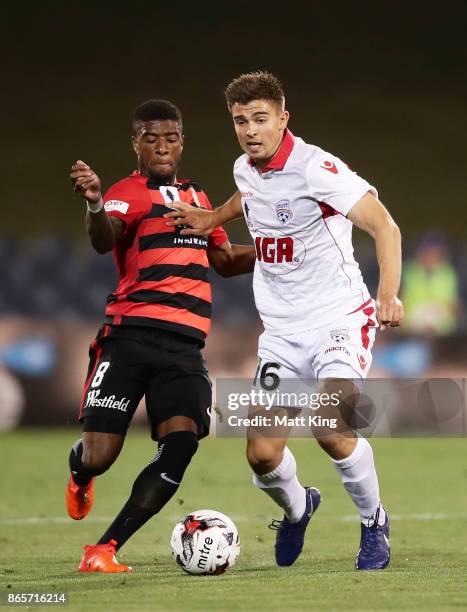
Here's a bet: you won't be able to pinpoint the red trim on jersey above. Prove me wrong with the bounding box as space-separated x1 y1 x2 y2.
209 226 229 248
347 298 372 315
248 129 295 173
106 302 211 335
318 201 340 220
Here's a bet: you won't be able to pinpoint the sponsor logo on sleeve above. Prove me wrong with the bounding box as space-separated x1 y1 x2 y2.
104 200 130 214
320 160 338 174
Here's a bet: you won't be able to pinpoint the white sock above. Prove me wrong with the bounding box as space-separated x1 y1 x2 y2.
253 446 306 523
332 437 386 526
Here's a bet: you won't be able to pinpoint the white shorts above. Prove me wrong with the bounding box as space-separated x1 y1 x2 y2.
255 299 377 387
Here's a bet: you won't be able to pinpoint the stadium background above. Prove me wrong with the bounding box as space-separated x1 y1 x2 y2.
0 2 465 428
0 3 466 609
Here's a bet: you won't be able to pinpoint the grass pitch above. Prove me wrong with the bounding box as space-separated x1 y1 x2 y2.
1 430 466 611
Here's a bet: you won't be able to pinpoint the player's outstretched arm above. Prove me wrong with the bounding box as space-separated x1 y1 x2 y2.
164 191 243 236
208 240 256 277
347 192 404 330
70 160 123 254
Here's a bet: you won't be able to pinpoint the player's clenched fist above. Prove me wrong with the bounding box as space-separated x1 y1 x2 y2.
70 160 101 204
376 295 404 331
164 202 215 236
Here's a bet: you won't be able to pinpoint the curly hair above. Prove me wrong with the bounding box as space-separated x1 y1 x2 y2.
132 99 182 133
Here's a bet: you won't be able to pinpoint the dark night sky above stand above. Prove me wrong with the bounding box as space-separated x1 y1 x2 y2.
0 2 465 237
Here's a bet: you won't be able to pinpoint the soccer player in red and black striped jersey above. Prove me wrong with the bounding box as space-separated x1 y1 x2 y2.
66 99 255 573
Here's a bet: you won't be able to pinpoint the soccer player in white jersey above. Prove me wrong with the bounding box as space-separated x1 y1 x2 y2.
165 71 404 570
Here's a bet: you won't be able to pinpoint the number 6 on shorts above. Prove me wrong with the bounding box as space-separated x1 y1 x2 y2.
253 358 282 391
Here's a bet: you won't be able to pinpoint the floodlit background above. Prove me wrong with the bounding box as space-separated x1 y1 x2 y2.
1 4 467 610
0 2 465 428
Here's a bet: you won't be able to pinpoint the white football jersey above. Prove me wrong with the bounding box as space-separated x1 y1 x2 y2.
233 130 377 333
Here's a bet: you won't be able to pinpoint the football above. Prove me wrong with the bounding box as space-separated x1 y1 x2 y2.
170 509 240 575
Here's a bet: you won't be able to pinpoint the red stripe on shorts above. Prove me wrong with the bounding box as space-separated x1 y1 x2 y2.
361 312 376 350
78 327 111 420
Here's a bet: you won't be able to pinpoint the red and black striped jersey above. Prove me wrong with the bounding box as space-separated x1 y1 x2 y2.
102 171 228 341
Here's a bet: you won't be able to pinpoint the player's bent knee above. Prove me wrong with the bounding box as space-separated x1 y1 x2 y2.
81 431 124 475
81 444 120 475
159 430 199 476
246 439 282 472
128 431 199 512
81 452 114 476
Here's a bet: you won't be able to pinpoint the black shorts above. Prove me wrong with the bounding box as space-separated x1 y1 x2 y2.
79 325 212 440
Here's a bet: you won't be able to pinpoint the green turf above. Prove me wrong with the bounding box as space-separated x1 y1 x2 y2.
1 430 466 611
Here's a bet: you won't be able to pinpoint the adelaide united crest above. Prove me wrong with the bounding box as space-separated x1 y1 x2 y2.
275 199 293 225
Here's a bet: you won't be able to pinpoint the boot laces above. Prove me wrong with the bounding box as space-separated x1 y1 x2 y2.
268 519 284 531
361 507 382 554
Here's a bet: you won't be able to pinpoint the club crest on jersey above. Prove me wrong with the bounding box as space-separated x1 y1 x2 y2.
330 328 350 344
159 185 181 205
275 199 293 225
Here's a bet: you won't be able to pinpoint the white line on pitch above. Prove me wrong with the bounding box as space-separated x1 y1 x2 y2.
1 512 467 525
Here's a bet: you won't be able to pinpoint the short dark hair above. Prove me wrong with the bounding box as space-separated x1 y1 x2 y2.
132 99 183 133
225 71 285 110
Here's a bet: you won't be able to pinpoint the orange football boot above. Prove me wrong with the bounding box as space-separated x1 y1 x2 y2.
66 473 95 520
78 539 133 573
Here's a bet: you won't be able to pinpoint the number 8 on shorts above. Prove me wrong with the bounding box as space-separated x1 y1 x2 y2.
91 361 110 388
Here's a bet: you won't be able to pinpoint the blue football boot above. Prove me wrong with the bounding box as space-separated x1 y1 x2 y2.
269 487 321 567
355 505 390 570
